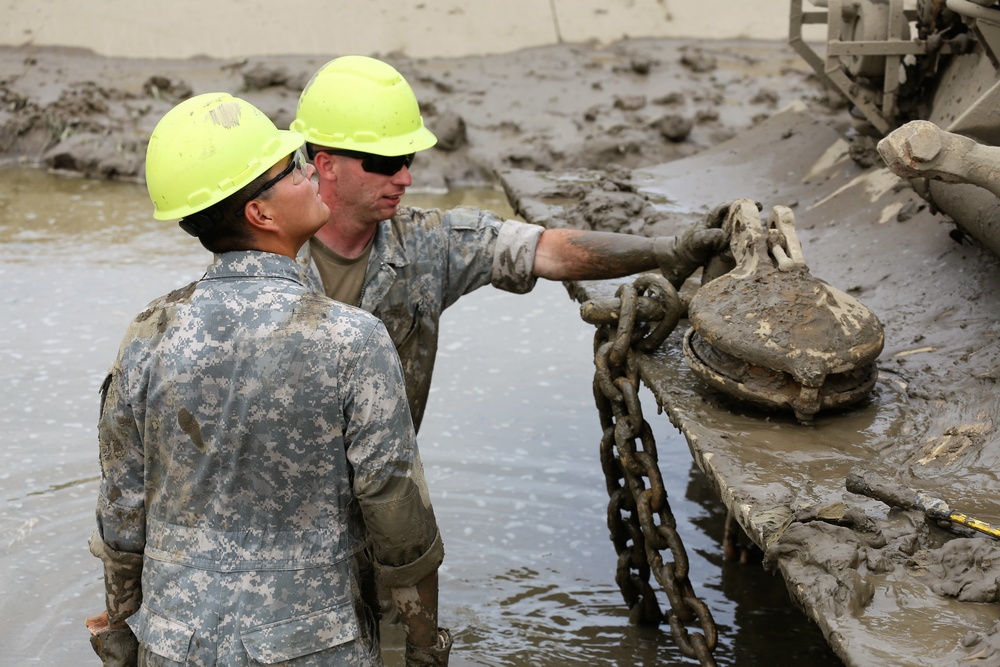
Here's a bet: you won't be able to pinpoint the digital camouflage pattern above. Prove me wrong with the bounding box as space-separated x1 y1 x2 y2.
299 206 543 432
93 251 443 666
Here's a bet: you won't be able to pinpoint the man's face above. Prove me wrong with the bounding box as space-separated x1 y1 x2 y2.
316 150 415 225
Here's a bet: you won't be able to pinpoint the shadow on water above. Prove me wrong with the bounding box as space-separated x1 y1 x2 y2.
0 168 842 666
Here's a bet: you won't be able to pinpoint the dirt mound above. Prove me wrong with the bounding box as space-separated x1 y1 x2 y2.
0 39 843 190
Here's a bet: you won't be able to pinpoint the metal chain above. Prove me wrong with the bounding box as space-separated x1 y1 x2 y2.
581 273 719 665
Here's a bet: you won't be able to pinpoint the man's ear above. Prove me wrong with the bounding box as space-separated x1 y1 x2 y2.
312 151 338 180
243 199 281 234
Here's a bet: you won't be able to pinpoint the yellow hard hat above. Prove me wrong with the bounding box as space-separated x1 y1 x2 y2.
145 92 305 221
291 55 437 157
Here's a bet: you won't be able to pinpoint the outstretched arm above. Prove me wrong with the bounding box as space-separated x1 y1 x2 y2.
532 229 657 281
531 203 731 288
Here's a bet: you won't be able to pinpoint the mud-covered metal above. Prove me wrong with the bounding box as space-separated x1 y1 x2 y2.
582 274 718 666
788 0 975 137
683 200 884 423
877 117 1000 258
878 119 1000 199
847 465 1000 539
503 101 1000 667
790 0 1000 260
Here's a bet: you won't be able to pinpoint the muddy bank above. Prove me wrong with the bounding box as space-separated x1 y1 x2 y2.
500 102 1000 666
0 38 845 194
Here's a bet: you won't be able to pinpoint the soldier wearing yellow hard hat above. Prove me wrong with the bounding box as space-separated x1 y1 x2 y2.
292 54 732 433
86 91 450 667
291 54 437 158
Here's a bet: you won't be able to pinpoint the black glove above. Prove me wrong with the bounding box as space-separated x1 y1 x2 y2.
406 627 453 667
653 202 733 289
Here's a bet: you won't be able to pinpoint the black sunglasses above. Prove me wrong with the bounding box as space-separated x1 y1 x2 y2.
319 148 415 176
245 150 307 204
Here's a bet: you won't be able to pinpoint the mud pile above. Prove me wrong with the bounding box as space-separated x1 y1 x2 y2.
0 38 844 195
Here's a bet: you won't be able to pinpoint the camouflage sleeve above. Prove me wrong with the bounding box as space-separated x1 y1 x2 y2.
343 320 444 589
89 528 143 628
424 207 541 310
93 365 146 625
492 219 543 294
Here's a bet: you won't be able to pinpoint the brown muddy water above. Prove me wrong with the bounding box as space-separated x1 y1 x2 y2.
0 167 843 666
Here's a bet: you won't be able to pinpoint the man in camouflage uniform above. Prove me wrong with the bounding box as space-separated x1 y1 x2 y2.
87 92 451 666
291 55 730 433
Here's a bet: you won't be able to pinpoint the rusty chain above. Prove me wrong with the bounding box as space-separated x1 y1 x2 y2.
581 273 718 665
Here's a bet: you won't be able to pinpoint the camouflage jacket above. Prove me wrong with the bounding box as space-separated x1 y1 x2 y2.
299 206 543 432
92 251 443 666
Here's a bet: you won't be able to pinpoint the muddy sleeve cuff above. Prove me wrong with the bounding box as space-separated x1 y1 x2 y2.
491 219 543 294
360 473 444 589
89 527 143 626
378 530 445 589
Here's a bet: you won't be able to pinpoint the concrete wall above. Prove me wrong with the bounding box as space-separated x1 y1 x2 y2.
0 1 797 60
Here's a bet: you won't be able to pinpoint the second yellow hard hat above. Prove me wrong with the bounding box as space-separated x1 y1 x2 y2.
291 55 437 157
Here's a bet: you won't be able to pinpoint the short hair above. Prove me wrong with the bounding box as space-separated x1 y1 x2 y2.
181 168 276 253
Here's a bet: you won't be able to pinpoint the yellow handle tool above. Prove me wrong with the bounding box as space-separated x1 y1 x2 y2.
846 466 1000 540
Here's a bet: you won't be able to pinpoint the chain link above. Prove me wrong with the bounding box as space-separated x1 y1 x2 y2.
582 273 718 665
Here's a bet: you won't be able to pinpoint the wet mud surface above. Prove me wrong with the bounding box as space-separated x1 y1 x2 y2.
0 39 844 190
0 172 845 666
501 105 1000 665
2 36 999 665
